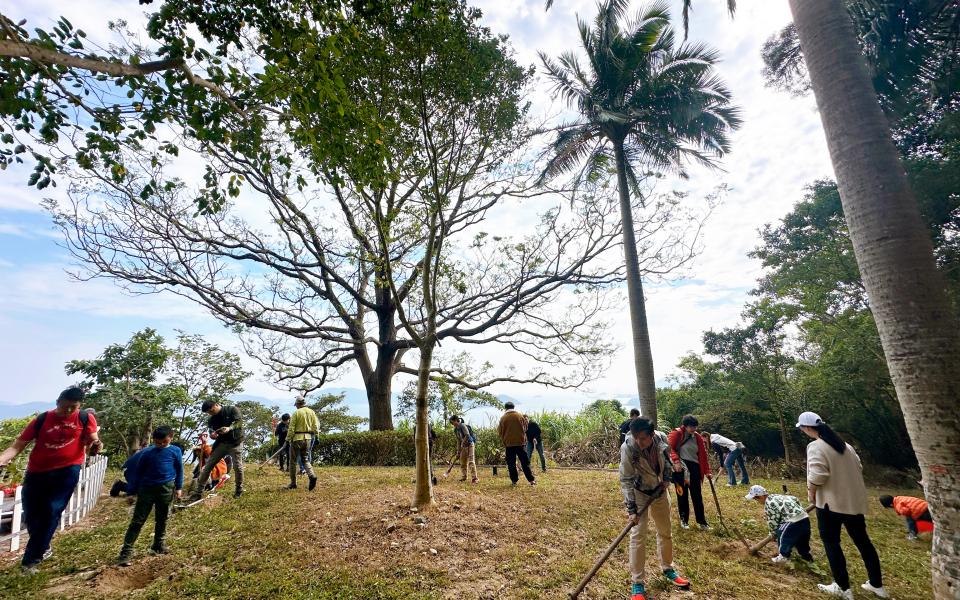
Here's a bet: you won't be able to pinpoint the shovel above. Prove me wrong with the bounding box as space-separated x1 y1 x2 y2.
707 476 750 549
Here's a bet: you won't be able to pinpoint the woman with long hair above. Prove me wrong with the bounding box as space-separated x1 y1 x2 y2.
797 411 887 600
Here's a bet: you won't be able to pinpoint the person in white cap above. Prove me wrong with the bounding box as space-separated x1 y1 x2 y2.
744 484 813 563
797 411 888 599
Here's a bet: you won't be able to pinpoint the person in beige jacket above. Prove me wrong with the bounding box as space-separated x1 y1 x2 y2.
798 411 887 600
497 402 535 486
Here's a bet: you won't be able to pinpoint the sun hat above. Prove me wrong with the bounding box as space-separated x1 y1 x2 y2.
795 411 824 428
744 485 769 500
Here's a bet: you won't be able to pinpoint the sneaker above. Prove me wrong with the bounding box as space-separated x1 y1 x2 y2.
680 522 690 530
698 523 711 531
630 582 647 600
817 582 853 599
530 480 537 487
663 568 690 589
308 475 318 491
287 483 297 489
149 544 169 555
861 582 890 598
511 481 518 487
41 549 53 562
187 492 202 503
906 532 918 541
800 554 815 562
233 489 243 499
20 562 40 575
725 483 736 488
771 554 789 563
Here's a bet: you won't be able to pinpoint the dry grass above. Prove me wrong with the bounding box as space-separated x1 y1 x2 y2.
0 467 933 599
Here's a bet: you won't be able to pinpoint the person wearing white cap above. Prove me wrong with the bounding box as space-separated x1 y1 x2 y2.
744 485 813 563
797 411 888 599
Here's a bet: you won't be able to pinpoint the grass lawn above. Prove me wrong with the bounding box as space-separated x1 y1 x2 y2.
0 466 933 599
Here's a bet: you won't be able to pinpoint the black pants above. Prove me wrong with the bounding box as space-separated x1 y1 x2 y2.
817 507 883 590
505 446 535 484
677 459 707 526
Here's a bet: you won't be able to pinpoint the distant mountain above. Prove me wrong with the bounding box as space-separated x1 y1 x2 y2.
0 402 53 420
230 387 393 421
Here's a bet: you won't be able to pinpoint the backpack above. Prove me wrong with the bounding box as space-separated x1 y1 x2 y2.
34 409 91 437
465 424 477 445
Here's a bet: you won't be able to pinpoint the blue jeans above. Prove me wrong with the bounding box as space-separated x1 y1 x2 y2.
526 438 546 471
724 447 749 485
21 465 81 566
777 518 813 559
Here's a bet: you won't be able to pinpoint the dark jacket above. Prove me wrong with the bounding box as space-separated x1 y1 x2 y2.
208 405 244 446
275 421 289 446
526 420 542 442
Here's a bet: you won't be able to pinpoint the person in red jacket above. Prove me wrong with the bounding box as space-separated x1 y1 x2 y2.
667 414 712 530
879 495 932 540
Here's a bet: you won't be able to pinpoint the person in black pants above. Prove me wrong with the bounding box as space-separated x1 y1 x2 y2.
667 415 712 530
275 414 290 471
498 402 536 486
798 411 887 599
525 417 546 473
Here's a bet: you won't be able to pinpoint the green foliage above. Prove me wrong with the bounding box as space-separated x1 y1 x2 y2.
394 376 501 424
234 400 278 458
0 416 31 483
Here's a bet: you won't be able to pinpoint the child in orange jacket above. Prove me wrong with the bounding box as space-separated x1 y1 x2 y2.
879 495 932 540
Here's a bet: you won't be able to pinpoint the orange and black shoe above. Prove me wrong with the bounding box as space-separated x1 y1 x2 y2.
663 568 691 590
630 582 647 600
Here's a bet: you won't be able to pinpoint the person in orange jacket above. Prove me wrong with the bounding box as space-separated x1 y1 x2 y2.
667 415 712 530
879 495 932 540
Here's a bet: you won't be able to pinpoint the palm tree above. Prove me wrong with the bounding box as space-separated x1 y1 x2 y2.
787 2 960 597
538 0 741 425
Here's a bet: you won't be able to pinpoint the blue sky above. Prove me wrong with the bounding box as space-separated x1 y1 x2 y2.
0 0 835 418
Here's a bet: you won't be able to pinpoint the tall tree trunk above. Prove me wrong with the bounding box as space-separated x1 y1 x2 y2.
412 343 436 508
614 141 658 426
776 409 791 465
789 1 960 596
365 354 396 431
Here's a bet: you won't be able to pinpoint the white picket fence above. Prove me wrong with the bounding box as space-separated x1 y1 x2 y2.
0 454 109 553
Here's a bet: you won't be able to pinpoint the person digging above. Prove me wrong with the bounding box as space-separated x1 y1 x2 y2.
620 416 691 600
187 400 245 501
744 484 814 563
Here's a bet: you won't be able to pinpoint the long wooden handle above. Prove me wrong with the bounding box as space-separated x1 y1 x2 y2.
569 522 634 599
748 504 815 555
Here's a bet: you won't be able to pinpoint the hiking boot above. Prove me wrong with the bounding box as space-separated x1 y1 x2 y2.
861 582 890 598
117 547 134 567
771 554 789 563
817 582 853 599
149 544 169 555
680 522 690 530
308 475 318 491
20 562 40 575
630 582 647 600
288 483 298 489
663 568 690 589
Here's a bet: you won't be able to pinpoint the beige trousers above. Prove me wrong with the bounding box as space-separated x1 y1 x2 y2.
628 491 674 583
459 444 478 481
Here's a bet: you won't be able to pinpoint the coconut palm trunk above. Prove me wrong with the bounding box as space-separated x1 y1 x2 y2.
614 141 658 426
789 1 960 596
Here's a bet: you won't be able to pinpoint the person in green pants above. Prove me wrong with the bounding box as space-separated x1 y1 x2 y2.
117 426 183 565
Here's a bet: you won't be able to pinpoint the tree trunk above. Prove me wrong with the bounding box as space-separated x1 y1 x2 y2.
789 1 960 596
412 343 436 508
776 408 791 465
613 141 658 426
365 368 395 431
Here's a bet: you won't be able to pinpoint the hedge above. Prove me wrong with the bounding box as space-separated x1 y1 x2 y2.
309 429 506 467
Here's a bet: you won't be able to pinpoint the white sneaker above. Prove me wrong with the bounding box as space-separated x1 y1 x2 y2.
680 522 690 530
818 582 853 599
771 554 789 563
861 582 890 598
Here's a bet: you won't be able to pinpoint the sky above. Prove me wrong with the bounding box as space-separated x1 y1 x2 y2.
0 0 835 418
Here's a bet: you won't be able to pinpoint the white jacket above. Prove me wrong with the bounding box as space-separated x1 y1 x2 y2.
806 438 868 515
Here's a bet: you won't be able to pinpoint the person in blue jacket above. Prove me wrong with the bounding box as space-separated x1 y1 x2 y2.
117 426 184 565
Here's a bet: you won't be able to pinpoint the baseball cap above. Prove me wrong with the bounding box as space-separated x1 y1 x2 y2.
795 411 824 428
744 485 769 500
